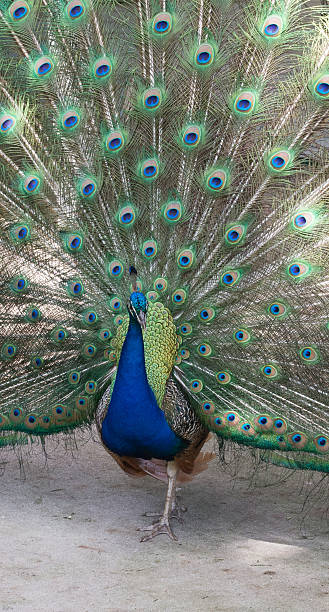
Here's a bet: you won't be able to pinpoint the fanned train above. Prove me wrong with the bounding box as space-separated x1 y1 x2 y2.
0 0 328 540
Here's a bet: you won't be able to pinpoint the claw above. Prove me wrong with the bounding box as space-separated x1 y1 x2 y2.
138 517 178 542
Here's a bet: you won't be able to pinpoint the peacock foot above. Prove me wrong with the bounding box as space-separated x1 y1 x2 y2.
138 516 178 542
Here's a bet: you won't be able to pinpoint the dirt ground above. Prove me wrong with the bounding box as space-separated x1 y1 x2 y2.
1 433 328 612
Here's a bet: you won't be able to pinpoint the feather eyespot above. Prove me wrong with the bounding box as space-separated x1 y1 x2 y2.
10 407 23 423
76 396 89 410
98 329 111 341
1 343 17 359
261 364 279 379
82 309 98 326
274 418 287 433
0 113 16 134
195 43 214 66
66 1 86 19
220 270 240 287
67 279 84 297
172 289 187 305
179 322 192 335
234 91 256 115
118 205 136 227
68 371 80 385
262 15 284 38
109 297 122 312
225 224 245 245
53 405 67 421
31 355 44 369
114 315 123 326
104 348 116 361
299 346 319 363
11 224 30 243
63 232 83 253
180 348 190 360
25 414 38 429
61 110 80 130
10 276 28 293
211 415 225 430
51 328 68 343
268 150 291 172
163 201 182 223
79 178 97 198
152 12 172 35
313 75 329 99
82 343 97 358
146 291 159 302
199 307 215 322
38 415 51 428
94 57 112 79
177 248 194 270
201 401 215 415
106 130 125 153
143 87 162 110
34 56 54 77
314 435 329 453
0 414 9 428
268 302 287 318
85 380 97 394
197 343 212 357
292 211 315 231
140 158 159 180
224 411 240 426
234 329 251 343
26 307 41 322
190 379 203 393
255 415 273 431
206 169 227 192
108 260 124 279
10 1 30 21
142 239 157 259
182 125 201 147
288 432 308 449
288 262 309 279
154 278 167 292
23 175 40 193
216 371 231 384
240 423 255 435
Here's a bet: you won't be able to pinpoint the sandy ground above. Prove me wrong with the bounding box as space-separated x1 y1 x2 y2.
1 433 328 612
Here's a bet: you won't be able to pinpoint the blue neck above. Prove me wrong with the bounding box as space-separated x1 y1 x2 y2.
114 314 149 396
101 313 186 460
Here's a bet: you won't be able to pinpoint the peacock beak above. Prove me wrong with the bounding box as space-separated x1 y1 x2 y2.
137 310 147 330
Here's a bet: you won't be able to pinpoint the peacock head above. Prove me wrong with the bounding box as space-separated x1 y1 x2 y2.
128 291 148 330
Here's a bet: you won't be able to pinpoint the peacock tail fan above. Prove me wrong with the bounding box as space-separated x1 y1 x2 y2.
0 0 328 472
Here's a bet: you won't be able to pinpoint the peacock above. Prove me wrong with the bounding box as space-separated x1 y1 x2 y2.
0 0 328 542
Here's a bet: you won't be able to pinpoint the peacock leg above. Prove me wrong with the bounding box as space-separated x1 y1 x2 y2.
143 488 186 522
139 461 179 542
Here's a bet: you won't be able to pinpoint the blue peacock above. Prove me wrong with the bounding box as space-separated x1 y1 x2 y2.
0 0 328 541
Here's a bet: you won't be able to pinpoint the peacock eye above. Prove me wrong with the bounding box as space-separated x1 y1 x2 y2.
152 12 173 36
10 1 31 21
106 130 125 153
195 43 214 67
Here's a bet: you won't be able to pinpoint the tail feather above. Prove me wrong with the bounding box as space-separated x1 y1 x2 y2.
0 0 328 472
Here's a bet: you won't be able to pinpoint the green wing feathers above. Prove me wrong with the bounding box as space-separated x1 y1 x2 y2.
0 0 328 470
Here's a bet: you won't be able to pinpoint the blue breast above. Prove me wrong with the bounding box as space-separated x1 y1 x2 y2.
101 315 186 460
